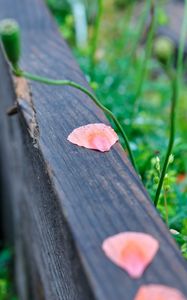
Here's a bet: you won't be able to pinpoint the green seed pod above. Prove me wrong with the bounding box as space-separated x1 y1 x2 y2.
164 185 170 192
154 36 175 63
154 176 159 184
0 19 21 68
168 154 174 164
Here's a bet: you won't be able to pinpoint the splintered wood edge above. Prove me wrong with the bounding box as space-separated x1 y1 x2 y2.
14 76 39 145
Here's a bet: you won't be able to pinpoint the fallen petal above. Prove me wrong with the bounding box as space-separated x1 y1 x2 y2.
102 232 159 278
67 123 118 152
134 284 187 300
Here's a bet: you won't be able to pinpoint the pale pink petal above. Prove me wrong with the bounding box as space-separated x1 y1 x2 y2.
134 285 187 300
102 232 159 278
67 123 118 152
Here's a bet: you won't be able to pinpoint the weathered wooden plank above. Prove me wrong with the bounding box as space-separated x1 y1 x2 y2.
0 50 95 300
0 0 187 300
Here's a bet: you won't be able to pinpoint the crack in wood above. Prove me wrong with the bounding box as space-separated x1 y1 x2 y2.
14 76 39 147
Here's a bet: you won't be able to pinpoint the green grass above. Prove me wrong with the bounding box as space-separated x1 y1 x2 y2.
0 247 18 300
47 0 187 257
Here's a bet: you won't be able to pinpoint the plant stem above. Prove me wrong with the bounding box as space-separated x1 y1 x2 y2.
163 189 169 226
154 0 187 206
123 2 136 42
128 0 151 66
89 0 103 75
154 73 176 207
13 68 138 171
131 0 156 122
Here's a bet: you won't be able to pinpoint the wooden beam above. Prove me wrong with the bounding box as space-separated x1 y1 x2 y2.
0 0 187 299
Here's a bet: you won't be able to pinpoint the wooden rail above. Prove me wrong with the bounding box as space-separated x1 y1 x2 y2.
0 0 187 299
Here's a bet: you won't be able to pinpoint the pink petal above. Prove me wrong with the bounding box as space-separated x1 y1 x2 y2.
102 232 159 278
67 123 118 152
134 285 187 300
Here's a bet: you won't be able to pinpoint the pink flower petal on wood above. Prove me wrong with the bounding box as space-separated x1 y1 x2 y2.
102 232 159 278
134 285 187 300
67 123 118 152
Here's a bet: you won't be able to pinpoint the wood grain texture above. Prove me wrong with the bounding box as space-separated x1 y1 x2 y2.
0 0 187 300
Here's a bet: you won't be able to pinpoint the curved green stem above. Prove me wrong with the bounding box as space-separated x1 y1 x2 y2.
154 74 177 207
154 0 187 206
131 0 156 121
13 68 138 171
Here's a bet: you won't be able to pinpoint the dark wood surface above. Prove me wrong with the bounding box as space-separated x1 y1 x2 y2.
0 0 187 299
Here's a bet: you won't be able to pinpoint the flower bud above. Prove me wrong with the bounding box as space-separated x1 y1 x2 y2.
155 156 160 172
154 36 175 63
0 19 21 68
168 154 174 164
153 176 159 184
